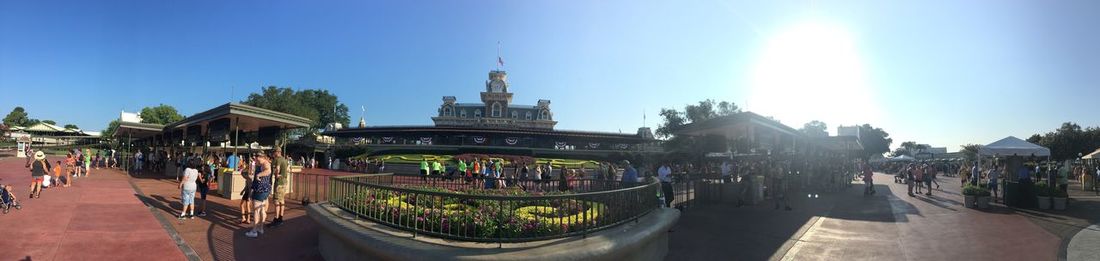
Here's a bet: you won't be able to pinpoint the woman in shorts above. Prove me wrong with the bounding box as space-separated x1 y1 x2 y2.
245 152 273 238
178 159 199 220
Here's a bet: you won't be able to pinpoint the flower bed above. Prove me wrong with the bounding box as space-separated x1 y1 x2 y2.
339 185 611 240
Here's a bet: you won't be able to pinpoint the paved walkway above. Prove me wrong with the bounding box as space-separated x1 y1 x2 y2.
128 167 325 261
668 172 1063 261
0 157 185 261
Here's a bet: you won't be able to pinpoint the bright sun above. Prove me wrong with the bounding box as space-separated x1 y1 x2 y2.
748 21 879 130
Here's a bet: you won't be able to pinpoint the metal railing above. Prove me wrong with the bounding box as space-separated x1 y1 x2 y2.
328 173 660 243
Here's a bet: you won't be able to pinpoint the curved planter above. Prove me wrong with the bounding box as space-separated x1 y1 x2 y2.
1053 197 1067 210
309 203 680 261
964 195 977 208
1037 196 1051 210
976 196 990 209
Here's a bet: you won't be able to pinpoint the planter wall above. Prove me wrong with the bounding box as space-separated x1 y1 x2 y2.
1053 197 1067 210
977 196 990 209
964 195 977 208
1037 196 1051 210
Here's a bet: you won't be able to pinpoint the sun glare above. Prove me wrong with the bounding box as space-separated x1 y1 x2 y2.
748 21 879 130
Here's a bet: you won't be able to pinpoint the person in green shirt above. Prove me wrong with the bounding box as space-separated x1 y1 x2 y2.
420 159 430 181
457 159 467 180
83 148 92 176
432 160 443 176
270 148 291 227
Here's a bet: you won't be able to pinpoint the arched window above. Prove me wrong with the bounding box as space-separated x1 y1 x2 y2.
474 109 482 118
491 103 503 118
443 106 453 117
460 110 467 118
511 111 518 119
539 110 549 120
525 112 532 120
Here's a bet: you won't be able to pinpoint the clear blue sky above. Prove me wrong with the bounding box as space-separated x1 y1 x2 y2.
2 1 1099 152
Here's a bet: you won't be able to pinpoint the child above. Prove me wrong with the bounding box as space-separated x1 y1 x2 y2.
1 184 22 214
53 160 68 187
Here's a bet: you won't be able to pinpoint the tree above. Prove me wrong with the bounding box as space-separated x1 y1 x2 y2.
960 144 982 162
655 108 687 138
1026 134 1042 144
42 120 57 125
684 99 718 123
3 107 31 127
717 101 739 117
800 120 828 137
64 124 79 129
242 86 350 130
140 104 185 125
857 124 892 158
102 120 120 140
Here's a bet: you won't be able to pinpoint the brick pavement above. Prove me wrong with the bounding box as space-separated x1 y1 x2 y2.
0 157 185 261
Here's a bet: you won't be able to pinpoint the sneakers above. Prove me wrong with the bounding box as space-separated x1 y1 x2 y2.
178 215 187 220
245 230 259 238
188 215 195 219
197 212 207 217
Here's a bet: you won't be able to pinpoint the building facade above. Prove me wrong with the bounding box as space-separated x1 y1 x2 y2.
431 70 557 129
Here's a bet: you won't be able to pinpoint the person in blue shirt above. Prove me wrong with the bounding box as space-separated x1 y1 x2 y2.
620 160 638 184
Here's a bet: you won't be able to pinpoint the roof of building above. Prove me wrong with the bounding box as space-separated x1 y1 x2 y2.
164 103 311 131
674 111 801 137
325 125 650 141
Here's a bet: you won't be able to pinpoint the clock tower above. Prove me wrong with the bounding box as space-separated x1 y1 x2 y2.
481 70 513 119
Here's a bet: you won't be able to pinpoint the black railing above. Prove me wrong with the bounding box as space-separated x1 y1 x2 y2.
328 173 660 243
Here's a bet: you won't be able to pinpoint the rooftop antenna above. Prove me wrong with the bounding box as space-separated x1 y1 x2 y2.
643 108 647 128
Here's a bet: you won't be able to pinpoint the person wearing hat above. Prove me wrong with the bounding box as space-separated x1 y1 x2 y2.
28 151 51 199
620 160 638 184
269 148 290 227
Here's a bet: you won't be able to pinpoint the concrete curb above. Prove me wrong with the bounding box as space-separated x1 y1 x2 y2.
1067 224 1100 261
308 203 679 261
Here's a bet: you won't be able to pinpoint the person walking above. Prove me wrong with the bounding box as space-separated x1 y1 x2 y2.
658 163 674 207
239 155 255 224
620 160 638 184
862 162 875 195
28 151 50 199
178 158 199 220
906 164 916 197
774 162 792 211
245 152 273 238
989 164 1001 202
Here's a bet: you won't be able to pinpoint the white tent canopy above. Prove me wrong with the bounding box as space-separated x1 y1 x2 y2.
888 155 916 162
978 136 1050 157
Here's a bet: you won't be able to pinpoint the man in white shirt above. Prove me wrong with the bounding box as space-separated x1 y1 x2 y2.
721 161 732 183
658 163 674 207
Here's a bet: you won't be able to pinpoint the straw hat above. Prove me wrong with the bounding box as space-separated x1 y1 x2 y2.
34 151 45 160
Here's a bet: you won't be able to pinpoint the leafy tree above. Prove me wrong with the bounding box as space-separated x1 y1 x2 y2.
3 107 32 127
857 124 892 158
64 124 79 129
140 104 185 125
655 108 687 138
960 144 982 162
42 120 57 125
1026 134 1042 144
1029 122 1100 160
800 120 828 137
242 86 350 130
102 120 120 139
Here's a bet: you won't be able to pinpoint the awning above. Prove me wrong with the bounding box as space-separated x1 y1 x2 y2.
978 136 1050 157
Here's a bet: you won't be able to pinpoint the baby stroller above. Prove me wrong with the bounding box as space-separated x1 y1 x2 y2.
1 185 22 214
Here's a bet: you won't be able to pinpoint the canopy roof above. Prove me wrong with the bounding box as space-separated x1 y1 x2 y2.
114 121 165 139
1083 148 1100 159
979 136 1050 157
165 103 311 132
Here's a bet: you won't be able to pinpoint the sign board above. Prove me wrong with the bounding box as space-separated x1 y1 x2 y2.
16 142 25 158
705 152 733 158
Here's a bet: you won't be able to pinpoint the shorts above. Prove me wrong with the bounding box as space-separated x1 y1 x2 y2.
252 199 268 212
32 176 44 183
181 189 196 206
252 190 271 202
197 183 209 199
273 184 288 204
989 182 998 190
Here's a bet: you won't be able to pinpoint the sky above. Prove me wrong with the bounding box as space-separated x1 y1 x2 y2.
2 0 1099 152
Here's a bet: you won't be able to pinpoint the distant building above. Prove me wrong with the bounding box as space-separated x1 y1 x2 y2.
837 125 860 138
432 70 556 130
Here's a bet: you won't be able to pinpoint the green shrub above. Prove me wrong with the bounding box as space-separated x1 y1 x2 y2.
1035 183 1051 197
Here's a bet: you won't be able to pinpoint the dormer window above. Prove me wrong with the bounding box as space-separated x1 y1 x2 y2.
475 109 482 118
511 111 518 119
539 110 549 120
525 112 532 120
491 103 503 118
443 106 453 117
461 110 467 118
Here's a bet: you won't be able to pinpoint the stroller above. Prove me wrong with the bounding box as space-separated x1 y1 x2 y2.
1 184 22 214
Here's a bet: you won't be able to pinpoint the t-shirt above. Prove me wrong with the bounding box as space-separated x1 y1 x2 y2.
182 168 199 191
621 166 638 183
274 157 290 186
227 155 239 170
30 160 51 177
658 166 672 182
458 161 467 172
